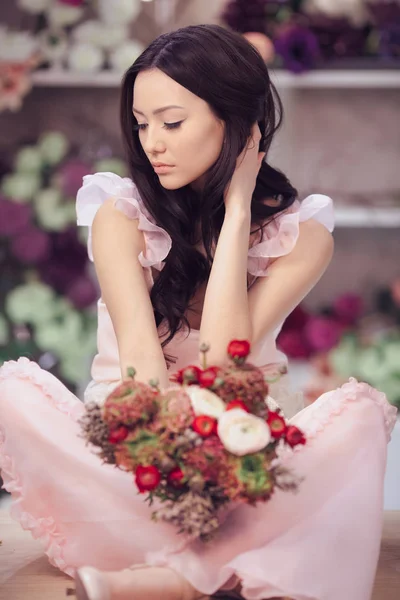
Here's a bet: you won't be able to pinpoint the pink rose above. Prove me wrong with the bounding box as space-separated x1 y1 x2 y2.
281 305 310 332
277 330 311 359
333 293 364 326
58 0 85 6
303 316 342 352
391 279 400 308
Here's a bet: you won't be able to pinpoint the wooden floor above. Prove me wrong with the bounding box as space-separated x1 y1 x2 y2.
0 511 399 600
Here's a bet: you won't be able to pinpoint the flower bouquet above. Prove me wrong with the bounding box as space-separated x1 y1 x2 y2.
80 340 306 541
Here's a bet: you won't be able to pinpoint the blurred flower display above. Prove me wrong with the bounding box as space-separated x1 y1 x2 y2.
0 131 127 390
221 0 400 72
0 27 41 112
278 289 400 408
17 0 144 75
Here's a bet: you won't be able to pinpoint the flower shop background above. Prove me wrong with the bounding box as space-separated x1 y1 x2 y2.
0 0 399 509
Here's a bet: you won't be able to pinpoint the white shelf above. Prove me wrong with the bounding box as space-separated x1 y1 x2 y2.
271 69 400 89
32 70 123 87
32 69 400 89
335 206 400 227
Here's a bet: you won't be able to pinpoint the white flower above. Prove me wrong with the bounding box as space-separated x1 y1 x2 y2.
1 173 41 203
0 313 9 345
98 0 141 25
265 395 280 413
15 146 43 173
34 188 75 231
67 42 104 73
303 0 368 27
47 3 84 28
18 0 52 15
38 131 69 165
73 19 128 50
38 28 68 65
6 282 56 326
217 408 271 456
0 29 38 62
185 386 226 419
94 158 128 177
109 40 144 72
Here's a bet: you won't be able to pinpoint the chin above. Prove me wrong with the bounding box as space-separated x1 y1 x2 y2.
158 176 190 190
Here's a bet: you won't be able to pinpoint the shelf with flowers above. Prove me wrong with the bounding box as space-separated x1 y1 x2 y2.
0 130 127 391
221 0 400 75
278 284 400 410
1 0 145 113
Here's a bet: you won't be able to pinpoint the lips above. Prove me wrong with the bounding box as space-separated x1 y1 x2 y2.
152 164 175 175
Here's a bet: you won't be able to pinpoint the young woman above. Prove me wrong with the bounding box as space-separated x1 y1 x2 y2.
0 24 396 600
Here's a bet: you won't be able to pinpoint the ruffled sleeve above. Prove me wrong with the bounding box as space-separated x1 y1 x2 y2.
76 171 172 270
247 194 334 277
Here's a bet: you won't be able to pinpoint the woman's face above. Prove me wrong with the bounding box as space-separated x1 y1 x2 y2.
133 68 225 190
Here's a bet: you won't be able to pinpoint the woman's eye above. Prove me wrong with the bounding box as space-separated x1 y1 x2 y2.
163 121 183 130
134 121 183 132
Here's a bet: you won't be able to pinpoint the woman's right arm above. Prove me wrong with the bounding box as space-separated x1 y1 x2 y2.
91 198 169 387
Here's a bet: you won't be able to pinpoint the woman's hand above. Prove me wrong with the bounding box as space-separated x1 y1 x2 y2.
224 123 265 215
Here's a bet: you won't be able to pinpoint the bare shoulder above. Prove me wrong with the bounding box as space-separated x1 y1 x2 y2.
297 218 334 260
268 218 334 275
92 197 145 255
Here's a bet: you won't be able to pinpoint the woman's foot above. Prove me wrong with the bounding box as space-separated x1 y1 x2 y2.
74 564 209 600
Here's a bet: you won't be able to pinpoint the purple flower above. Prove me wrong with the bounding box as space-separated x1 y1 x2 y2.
66 275 98 309
275 25 320 73
307 15 367 60
54 160 92 198
303 316 342 352
380 23 400 58
221 0 270 34
0 197 32 237
40 227 88 294
11 227 51 264
367 1 400 27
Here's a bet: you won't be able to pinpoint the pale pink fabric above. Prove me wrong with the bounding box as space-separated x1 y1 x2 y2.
0 361 396 599
0 172 397 599
76 172 334 396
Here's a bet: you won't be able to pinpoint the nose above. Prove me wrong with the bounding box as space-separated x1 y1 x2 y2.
141 126 166 157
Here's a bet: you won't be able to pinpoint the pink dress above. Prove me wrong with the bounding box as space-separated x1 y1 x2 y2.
0 172 397 600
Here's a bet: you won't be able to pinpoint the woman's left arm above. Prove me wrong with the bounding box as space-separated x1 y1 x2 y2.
200 214 334 364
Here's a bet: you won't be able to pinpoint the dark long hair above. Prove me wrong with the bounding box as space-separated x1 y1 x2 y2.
120 24 297 357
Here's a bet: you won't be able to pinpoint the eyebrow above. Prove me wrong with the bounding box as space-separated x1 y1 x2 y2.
132 105 185 116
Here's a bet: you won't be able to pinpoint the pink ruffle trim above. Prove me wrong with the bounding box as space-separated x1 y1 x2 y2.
247 194 335 277
0 358 84 577
278 377 397 465
76 171 172 270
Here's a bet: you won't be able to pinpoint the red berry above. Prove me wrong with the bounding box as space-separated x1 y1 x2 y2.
174 365 201 385
108 426 129 444
226 399 249 412
198 368 218 388
285 425 306 447
266 411 287 439
192 415 218 437
135 465 161 493
227 340 251 359
167 467 185 488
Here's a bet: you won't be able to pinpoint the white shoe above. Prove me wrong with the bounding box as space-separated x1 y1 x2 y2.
75 567 110 600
